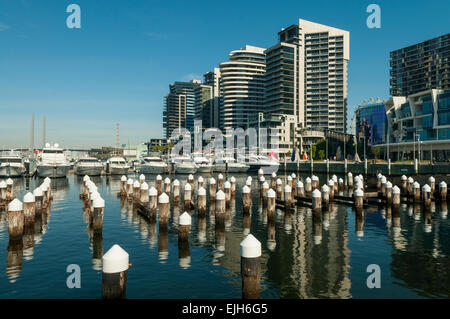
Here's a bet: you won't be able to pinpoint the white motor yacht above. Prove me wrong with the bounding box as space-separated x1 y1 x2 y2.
247 154 280 175
36 143 71 178
193 155 213 173
137 156 168 174
172 156 197 174
105 157 130 175
213 157 249 173
0 152 26 177
75 157 104 176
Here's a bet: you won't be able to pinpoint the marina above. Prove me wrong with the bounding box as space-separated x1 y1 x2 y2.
0 170 449 298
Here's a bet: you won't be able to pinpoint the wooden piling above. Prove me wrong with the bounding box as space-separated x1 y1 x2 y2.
215 190 226 221
158 193 170 226
224 181 231 205
258 168 263 181
156 175 162 196
267 188 275 218
354 188 364 211
321 184 330 208
246 177 252 192
33 188 43 212
312 189 321 212
173 179 180 204
381 176 387 195
164 178 171 195
92 197 105 234
439 181 447 202
126 178 133 199
178 212 191 242
401 175 407 195
188 174 194 198
198 176 204 189
276 178 283 201
328 179 335 201
413 182 421 203
242 186 252 215
348 172 353 188
284 185 292 209
291 173 296 190
217 174 224 191
102 244 129 299
392 185 401 208
296 181 305 197
230 176 236 197
338 178 344 191
271 172 277 190
140 182 149 206
209 178 216 201
197 187 206 215
139 174 145 185
422 184 432 207
428 176 435 194
23 192 35 226
8 199 24 238
312 175 319 190
133 181 141 203
305 177 312 196
385 181 392 205
149 187 158 220
0 180 7 202
6 178 14 201
240 234 261 299
184 183 192 212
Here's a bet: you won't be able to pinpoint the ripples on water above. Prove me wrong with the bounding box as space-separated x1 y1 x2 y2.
0 173 449 298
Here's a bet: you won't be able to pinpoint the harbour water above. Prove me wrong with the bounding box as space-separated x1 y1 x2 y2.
0 173 449 298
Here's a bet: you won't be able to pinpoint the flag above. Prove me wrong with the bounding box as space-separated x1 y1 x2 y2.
291 148 296 162
269 151 279 160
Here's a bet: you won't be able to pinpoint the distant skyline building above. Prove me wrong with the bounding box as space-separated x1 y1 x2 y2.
355 98 388 146
219 45 266 130
163 80 200 140
203 68 222 129
390 33 450 97
265 19 350 134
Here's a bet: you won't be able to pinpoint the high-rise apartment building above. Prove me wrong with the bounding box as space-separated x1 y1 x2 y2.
203 68 222 129
163 80 200 139
265 19 350 133
219 45 266 131
390 33 450 97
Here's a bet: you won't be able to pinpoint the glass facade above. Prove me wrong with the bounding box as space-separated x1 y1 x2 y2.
356 102 387 146
437 91 450 126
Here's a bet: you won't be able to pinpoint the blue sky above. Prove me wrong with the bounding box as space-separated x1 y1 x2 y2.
0 0 448 148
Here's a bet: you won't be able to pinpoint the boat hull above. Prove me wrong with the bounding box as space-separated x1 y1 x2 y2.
137 165 168 175
37 164 71 178
0 165 26 177
247 163 279 175
196 165 213 174
108 166 129 175
75 166 103 176
213 163 249 173
175 165 197 174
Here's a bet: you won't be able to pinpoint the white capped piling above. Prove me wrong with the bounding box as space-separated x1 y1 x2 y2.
271 172 277 190
139 174 145 185
149 187 158 219
267 188 276 217
188 174 194 197
23 192 35 226
381 176 387 195
158 193 170 226
291 173 297 189
328 179 335 200
240 234 261 299
215 190 226 220
156 175 162 195
246 177 252 192
422 184 432 206
262 182 269 207
133 181 141 202
276 178 283 200
407 177 414 196
284 185 292 208
312 189 322 212
258 168 264 180
173 179 180 204
6 178 13 200
33 188 43 212
355 188 364 210
440 181 447 201
83 175 90 196
209 177 216 201
413 182 421 203
0 180 7 201
321 184 330 208
40 183 48 205
377 173 382 191
312 175 319 190
44 178 52 200
401 175 407 194
140 182 149 205
392 185 401 208
287 176 292 190
230 176 236 196
224 181 231 204
243 185 252 214
305 177 312 196
259 176 265 191
102 244 129 299
198 176 204 189
385 181 392 204
338 178 344 191
348 172 353 188
296 181 305 197
92 197 105 233
126 178 133 199
178 212 191 242
8 199 24 238
120 176 127 194
428 176 435 194
164 177 171 195
217 173 224 191
198 187 206 215
184 183 192 212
